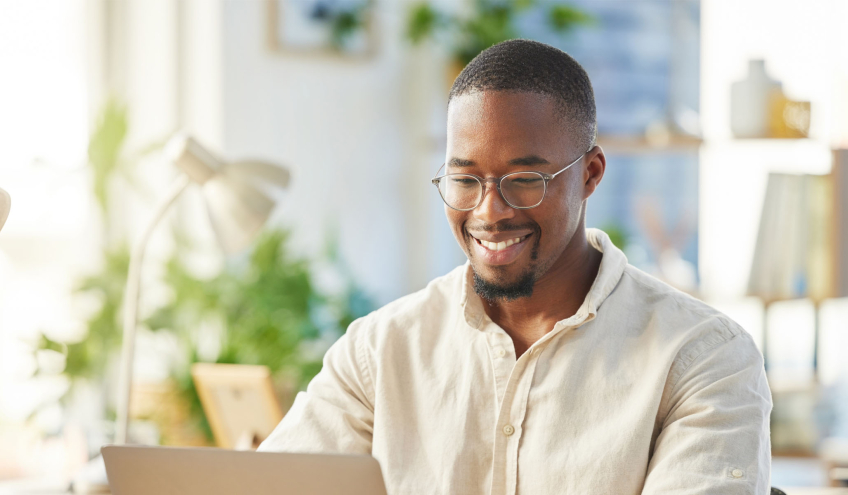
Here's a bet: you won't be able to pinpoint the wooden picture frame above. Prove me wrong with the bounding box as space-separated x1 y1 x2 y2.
191 363 284 449
266 0 377 59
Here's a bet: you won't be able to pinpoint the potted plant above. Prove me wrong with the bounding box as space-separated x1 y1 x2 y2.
36 100 373 446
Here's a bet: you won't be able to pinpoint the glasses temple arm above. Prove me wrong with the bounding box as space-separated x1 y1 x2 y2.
550 146 596 178
432 163 446 180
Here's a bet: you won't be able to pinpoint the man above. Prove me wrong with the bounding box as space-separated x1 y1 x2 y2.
259 40 772 494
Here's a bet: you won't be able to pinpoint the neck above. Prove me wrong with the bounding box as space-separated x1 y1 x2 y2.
481 227 603 357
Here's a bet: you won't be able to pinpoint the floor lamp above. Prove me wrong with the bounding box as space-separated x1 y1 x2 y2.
72 135 289 492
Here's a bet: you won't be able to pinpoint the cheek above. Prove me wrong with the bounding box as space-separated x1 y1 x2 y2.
537 195 581 249
445 208 468 241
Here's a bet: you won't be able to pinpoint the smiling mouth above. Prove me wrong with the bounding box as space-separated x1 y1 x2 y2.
470 233 532 252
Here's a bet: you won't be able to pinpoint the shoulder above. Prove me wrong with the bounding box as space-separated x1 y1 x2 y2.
618 264 741 336
346 264 466 344
614 264 762 375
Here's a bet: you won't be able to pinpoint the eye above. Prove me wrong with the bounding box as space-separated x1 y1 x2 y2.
507 176 543 186
449 177 478 186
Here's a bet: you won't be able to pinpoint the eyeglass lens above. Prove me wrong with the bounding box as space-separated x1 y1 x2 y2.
438 172 546 210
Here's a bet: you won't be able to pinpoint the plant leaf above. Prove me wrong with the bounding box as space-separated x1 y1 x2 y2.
547 4 595 31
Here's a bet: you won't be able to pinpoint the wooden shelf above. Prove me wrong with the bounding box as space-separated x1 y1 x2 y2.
597 134 703 154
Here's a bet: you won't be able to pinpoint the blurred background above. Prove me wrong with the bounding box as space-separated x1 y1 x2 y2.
1 0 848 491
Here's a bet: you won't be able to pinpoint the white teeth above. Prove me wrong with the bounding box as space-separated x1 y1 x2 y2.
479 236 525 251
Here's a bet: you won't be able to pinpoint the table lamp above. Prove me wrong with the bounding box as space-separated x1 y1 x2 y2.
747 171 836 379
0 187 10 233
72 135 289 492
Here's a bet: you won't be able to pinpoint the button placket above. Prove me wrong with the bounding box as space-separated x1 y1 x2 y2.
489 353 532 495
485 327 515 406
502 350 542 495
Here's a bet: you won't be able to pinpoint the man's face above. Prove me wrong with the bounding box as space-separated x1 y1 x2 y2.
445 91 590 299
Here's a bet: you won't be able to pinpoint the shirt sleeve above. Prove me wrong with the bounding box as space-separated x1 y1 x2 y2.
641 329 773 494
257 317 375 455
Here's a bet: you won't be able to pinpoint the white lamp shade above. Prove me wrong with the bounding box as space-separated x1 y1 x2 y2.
166 135 290 254
203 170 274 254
0 187 9 233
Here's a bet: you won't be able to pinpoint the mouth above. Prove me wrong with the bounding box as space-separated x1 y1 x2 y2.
467 231 533 266
470 233 532 252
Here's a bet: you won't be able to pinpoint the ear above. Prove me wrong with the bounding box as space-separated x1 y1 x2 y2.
582 146 606 200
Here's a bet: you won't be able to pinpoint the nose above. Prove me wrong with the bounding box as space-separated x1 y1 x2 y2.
473 181 515 224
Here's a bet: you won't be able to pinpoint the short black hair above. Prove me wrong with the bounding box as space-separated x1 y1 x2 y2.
449 39 597 152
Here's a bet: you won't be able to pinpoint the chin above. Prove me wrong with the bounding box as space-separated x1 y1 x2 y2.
470 263 537 302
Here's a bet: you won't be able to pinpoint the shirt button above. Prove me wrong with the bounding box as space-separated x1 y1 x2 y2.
502 424 515 436
731 469 744 478
495 347 506 358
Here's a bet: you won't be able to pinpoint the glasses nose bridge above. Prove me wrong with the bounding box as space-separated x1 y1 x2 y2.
476 175 508 206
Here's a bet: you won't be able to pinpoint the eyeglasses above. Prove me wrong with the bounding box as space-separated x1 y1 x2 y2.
431 148 591 211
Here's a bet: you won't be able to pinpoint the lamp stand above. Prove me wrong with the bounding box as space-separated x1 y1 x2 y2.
71 175 189 493
115 173 190 444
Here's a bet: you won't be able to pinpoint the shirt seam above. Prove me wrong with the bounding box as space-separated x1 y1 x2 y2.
622 269 728 323
659 327 741 428
625 269 746 427
352 319 377 410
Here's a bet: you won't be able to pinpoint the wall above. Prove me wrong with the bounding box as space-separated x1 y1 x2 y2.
216 0 463 304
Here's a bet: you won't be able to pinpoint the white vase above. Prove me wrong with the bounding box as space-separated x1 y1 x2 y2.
731 60 782 138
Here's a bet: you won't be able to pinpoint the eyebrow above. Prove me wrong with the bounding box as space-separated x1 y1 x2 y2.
447 155 551 168
448 157 475 167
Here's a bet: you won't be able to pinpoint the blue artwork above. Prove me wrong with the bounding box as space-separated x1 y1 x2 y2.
585 152 699 282
523 0 701 136
522 1 702 285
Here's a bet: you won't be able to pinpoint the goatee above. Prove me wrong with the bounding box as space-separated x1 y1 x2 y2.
472 269 536 302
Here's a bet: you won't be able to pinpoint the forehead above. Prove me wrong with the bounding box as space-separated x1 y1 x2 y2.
446 91 572 161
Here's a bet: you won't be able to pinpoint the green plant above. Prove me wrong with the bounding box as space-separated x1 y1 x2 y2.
147 229 372 442
36 100 133 383
406 0 594 66
59 246 130 380
601 222 628 251
37 99 374 445
87 98 128 215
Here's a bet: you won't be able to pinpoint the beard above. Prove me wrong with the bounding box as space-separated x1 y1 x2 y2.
472 268 536 301
470 229 542 302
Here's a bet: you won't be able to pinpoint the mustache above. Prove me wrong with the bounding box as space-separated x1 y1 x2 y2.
464 221 538 233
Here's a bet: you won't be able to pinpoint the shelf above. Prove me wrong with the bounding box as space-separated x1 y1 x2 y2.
597 134 703 154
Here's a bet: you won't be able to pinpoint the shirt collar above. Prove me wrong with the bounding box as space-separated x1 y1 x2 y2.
460 227 628 330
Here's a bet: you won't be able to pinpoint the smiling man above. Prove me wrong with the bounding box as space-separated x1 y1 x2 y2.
259 40 772 494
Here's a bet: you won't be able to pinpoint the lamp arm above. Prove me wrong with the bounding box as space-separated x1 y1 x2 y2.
115 173 191 445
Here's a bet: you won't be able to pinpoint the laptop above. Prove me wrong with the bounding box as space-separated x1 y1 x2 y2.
101 445 388 495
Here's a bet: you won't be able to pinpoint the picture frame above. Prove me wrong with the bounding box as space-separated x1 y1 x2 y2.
191 363 284 450
266 0 377 58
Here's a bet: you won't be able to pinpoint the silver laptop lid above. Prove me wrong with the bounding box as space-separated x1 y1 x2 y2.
102 445 388 495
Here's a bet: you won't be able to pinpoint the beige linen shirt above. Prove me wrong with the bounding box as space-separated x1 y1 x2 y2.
259 228 772 494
